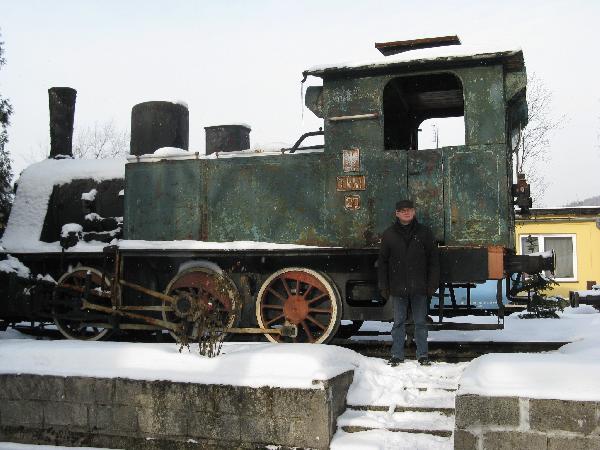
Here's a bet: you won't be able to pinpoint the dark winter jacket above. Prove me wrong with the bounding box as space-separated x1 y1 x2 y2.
378 219 440 298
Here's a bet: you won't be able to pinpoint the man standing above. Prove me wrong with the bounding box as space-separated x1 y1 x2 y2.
378 200 439 366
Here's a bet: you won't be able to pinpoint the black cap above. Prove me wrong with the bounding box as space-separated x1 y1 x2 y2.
395 199 414 210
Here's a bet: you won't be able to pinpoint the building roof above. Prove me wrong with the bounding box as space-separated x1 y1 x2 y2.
517 206 600 218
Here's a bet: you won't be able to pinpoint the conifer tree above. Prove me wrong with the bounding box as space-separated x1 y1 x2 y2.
0 32 14 237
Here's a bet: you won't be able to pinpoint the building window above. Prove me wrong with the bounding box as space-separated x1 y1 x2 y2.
519 234 577 281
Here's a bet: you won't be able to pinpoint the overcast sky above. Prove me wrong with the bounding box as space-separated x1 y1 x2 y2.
1 0 599 206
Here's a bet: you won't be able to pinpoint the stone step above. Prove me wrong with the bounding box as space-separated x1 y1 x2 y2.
337 408 455 438
348 404 454 416
341 425 452 438
348 386 457 409
331 428 454 450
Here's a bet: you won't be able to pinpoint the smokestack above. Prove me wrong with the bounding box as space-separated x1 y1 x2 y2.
130 101 189 156
48 87 77 159
204 124 251 155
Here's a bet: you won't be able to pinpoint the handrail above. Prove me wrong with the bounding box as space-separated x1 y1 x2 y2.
286 129 324 154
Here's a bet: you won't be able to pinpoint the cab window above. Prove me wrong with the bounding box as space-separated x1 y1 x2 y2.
383 73 464 150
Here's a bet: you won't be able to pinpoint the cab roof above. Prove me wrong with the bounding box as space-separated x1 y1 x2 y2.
303 44 524 79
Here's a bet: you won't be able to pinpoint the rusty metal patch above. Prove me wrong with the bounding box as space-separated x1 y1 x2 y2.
343 148 360 172
344 195 361 210
336 175 366 191
487 245 505 280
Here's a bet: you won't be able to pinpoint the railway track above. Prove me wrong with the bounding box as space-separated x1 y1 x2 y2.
332 336 568 361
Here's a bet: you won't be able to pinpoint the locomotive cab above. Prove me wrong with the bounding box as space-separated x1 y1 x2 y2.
303 41 529 253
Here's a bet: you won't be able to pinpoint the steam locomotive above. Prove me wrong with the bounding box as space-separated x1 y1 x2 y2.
0 37 552 344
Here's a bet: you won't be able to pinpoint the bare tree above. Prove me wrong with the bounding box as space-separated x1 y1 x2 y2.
514 74 563 202
21 120 130 165
73 120 129 159
20 142 49 165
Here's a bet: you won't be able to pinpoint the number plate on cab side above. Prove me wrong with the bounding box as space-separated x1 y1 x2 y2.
344 195 361 210
336 175 366 191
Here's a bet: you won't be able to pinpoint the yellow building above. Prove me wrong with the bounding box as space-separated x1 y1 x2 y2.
515 207 600 298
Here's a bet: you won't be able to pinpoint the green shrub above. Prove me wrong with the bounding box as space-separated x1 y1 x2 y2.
518 272 566 319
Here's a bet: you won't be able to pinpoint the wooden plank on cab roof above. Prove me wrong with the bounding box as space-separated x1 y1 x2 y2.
375 35 461 56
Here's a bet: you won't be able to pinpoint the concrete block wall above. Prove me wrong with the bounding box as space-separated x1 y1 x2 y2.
0 371 353 450
455 394 600 449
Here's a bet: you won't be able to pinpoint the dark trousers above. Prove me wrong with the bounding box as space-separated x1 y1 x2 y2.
390 294 429 359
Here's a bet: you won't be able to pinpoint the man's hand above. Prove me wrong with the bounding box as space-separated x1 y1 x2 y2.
380 288 389 300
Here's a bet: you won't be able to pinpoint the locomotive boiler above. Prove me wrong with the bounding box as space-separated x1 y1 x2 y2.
0 37 552 345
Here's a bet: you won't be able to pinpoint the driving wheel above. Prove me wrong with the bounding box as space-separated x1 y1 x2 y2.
255 267 341 343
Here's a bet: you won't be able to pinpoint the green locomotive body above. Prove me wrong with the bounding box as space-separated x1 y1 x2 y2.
125 47 527 251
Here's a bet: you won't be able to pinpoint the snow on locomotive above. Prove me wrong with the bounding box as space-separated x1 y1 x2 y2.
0 37 553 345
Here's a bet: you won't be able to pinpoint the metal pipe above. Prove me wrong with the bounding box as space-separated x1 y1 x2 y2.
328 113 379 122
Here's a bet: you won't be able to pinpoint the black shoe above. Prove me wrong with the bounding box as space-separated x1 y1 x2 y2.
388 357 404 367
418 357 431 366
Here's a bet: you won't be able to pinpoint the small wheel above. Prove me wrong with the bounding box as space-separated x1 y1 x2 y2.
163 267 240 341
53 267 113 341
255 267 342 344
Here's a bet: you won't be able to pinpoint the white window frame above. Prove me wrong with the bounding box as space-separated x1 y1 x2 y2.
518 233 578 282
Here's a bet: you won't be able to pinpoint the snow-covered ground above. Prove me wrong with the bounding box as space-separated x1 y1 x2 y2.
1 306 599 449
358 305 600 342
